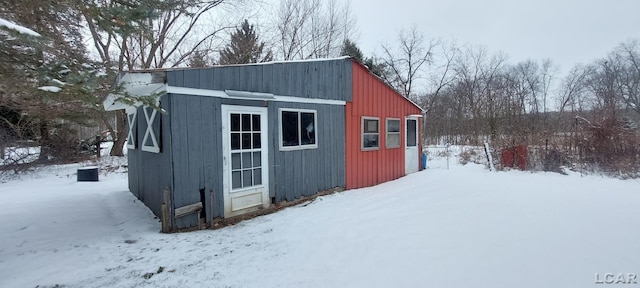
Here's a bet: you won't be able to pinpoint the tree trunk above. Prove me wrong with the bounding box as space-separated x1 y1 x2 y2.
38 120 51 161
109 110 128 156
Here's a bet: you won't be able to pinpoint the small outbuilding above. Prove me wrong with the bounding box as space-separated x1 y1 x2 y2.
104 57 424 230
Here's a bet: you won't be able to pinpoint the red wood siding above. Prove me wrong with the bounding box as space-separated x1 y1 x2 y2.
345 61 423 189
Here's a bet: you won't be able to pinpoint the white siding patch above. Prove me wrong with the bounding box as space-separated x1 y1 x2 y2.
166 86 345 106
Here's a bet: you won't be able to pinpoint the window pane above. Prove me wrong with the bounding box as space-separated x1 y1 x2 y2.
253 133 261 149
243 169 252 187
364 119 378 133
231 133 240 150
252 114 261 131
231 114 240 132
242 114 251 131
253 168 262 185
386 134 400 148
231 153 241 169
363 134 379 148
282 111 299 146
387 119 400 133
242 133 251 149
232 171 241 189
242 152 252 169
253 151 261 167
407 119 417 147
300 112 315 145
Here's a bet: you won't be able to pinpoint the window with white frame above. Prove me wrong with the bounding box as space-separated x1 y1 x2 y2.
386 118 400 148
279 109 317 150
126 109 137 149
361 117 379 150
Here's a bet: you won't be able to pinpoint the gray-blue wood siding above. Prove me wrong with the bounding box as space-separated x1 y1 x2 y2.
165 96 345 227
127 94 173 218
169 94 222 228
131 59 351 228
166 59 352 102
268 102 345 202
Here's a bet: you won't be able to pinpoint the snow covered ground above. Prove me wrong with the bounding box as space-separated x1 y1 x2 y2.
1 150 639 288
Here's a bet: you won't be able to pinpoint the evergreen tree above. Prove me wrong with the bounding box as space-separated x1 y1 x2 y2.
188 50 210 67
339 39 388 79
0 1 107 161
340 39 364 63
364 57 389 79
219 19 273 65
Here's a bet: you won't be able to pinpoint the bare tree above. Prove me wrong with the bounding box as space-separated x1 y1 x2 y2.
586 59 622 120
611 40 640 115
380 26 437 99
557 64 589 113
79 0 241 156
419 40 459 115
274 0 356 60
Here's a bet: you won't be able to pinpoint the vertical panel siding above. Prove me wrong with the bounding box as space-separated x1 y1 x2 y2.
268 102 345 202
184 69 199 88
167 59 352 101
127 94 173 218
170 94 224 228
345 62 422 189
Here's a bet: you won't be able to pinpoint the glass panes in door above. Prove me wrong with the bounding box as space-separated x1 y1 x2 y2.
230 113 263 190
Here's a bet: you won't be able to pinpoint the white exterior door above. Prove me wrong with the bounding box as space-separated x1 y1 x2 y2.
405 117 419 174
221 105 269 217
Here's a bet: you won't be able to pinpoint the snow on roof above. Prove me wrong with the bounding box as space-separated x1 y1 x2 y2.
103 83 167 111
0 18 40 37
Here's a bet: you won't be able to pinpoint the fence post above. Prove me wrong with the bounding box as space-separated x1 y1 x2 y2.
95 135 101 159
209 190 214 226
161 188 172 233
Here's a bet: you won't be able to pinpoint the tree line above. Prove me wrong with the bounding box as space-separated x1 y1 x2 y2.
0 0 638 174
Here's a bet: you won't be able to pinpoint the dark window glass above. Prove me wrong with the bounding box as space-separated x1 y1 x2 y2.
363 134 379 148
242 114 251 131
387 119 400 132
243 169 252 187
253 151 261 167
242 133 252 149
231 114 240 132
253 133 261 149
231 133 240 150
362 118 379 149
232 171 241 189
364 119 379 133
253 168 262 185
252 114 260 131
407 119 417 147
242 152 252 169
300 112 316 145
231 153 241 169
281 111 299 146
386 119 401 148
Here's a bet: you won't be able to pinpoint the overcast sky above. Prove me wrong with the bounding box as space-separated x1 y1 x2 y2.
347 0 640 73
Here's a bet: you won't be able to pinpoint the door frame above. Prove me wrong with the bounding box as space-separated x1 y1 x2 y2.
221 105 270 217
404 116 419 174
